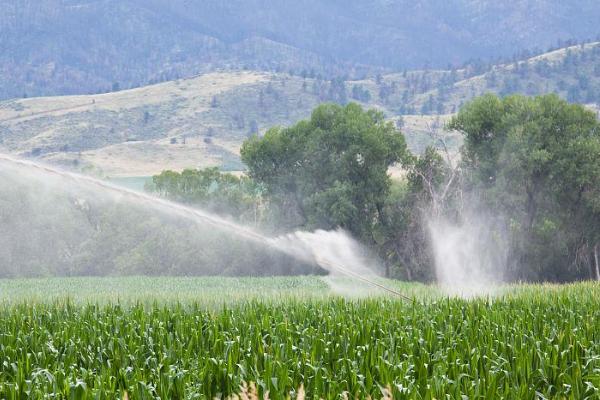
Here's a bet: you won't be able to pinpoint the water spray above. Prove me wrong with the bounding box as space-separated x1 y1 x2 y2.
0 154 410 300
316 257 412 300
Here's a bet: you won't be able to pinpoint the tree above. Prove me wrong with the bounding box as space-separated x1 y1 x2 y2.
151 167 265 225
327 78 348 104
449 93 600 281
420 95 435 114
241 103 408 242
379 147 452 281
395 116 404 129
378 83 394 104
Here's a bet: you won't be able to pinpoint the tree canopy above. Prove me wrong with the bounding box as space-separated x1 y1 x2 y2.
241 103 407 242
150 96 600 283
449 94 600 280
150 167 264 225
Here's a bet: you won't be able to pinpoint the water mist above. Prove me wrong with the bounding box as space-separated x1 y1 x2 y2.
427 208 508 298
273 229 407 298
0 155 396 296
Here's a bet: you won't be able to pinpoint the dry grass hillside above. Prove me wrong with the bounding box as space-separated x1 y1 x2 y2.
407 42 600 113
0 72 307 176
0 71 449 177
4 41 599 177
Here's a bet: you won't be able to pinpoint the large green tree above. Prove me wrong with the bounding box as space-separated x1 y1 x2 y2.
449 93 600 281
241 103 407 244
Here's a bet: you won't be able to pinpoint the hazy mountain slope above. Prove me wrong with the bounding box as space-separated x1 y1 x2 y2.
2 0 600 100
358 42 600 115
0 71 321 175
2 43 600 177
414 41 600 114
0 69 453 176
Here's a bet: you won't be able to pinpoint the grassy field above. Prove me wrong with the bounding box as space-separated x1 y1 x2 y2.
0 277 598 399
0 276 428 306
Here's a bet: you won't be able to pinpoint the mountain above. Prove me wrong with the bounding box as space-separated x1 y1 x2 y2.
2 0 600 100
341 42 600 116
401 42 600 114
0 72 304 176
2 42 600 177
0 70 452 176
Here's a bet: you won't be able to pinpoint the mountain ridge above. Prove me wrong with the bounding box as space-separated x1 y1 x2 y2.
2 0 600 100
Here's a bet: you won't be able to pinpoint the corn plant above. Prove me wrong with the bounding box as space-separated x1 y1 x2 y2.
0 280 598 399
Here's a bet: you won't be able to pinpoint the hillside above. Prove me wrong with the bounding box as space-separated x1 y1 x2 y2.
3 42 600 177
2 0 600 100
0 72 312 175
0 71 455 176
398 42 600 114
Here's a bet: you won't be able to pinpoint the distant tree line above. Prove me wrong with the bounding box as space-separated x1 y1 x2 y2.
150 167 264 226
152 97 600 282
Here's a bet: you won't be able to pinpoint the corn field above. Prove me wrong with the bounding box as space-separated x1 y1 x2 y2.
0 279 599 399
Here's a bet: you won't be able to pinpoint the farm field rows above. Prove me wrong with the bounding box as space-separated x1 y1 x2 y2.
0 278 599 399
0 276 429 306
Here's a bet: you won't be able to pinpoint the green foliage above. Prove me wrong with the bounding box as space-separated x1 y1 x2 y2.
378 181 432 281
0 281 598 398
378 148 454 281
449 94 600 280
241 103 407 240
151 167 264 223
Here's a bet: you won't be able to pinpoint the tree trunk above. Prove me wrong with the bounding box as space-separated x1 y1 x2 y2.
594 244 600 282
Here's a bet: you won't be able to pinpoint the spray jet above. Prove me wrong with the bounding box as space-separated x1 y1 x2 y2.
0 153 411 300
315 257 412 300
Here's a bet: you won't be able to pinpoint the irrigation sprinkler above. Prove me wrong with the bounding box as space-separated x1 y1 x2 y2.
0 153 413 300
315 257 413 301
